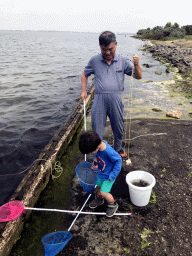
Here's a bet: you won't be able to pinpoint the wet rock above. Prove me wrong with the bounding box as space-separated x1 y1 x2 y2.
143 63 151 68
140 79 153 83
152 107 162 112
155 71 162 75
166 110 182 119
166 66 172 73
166 66 179 73
144 44 192 73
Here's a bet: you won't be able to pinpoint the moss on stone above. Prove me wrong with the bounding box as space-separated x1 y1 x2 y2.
10 122 84 256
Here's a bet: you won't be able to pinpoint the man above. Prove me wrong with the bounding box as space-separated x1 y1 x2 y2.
81 31 142 158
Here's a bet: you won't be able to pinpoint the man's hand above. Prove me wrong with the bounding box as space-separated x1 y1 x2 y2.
133 54 142 79
81 72 88 101
133 54 140 66
81 91 87 101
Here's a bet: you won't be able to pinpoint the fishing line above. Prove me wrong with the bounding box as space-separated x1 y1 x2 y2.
123 59 167 164
0 158 63 180
123 66 134 165
0 159 47 177
124 133 167 141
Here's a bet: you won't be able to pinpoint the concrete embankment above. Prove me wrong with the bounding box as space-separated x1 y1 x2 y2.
0 85 94 256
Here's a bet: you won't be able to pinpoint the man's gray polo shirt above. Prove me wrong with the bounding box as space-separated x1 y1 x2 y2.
84 53 133 94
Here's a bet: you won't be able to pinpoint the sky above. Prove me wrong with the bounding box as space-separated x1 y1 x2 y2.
0 0 191 33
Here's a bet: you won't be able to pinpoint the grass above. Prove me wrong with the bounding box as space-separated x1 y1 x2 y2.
149 191 157 204
162 35 192 42
160 168 166 178
174 71 192 99
138 35 192 43
184 35 192 41
141 229 152 249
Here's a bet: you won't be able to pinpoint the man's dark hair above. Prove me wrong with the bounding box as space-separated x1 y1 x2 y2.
79 130 102 154
99 31 116 47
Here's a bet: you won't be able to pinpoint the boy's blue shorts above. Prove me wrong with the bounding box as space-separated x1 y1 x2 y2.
96 177 115 193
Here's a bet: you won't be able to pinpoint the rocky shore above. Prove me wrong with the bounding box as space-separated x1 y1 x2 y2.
142 40 192 103
144 41 192 73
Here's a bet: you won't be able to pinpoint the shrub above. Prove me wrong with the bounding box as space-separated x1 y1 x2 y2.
137 22 189 40
163 27 173 37
170 28 186 38
152 26 164 40
165 22 172 28
142 32 153 39
182 25 192 35
173 23 180 28
137 29 150 36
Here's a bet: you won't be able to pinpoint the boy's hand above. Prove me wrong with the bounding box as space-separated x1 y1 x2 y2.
91 161 98 170
91 165 98 170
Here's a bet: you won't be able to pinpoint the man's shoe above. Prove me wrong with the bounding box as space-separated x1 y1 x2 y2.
118 149 127 157
106 202 118 217
89 194 104 209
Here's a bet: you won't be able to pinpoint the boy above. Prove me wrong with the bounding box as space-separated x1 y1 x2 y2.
79 130 122 217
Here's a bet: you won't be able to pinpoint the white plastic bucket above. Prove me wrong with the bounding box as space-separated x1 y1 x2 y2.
126 170 156 207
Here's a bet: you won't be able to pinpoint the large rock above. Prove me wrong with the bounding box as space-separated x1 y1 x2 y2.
166 110 182 119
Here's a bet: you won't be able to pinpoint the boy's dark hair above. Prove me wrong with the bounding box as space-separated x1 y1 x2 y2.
99 31 116 47
79 130 101 154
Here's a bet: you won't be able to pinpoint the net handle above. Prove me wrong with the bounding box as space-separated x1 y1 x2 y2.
0 200 131 222
83 100 87 162
68 191 92 232
24 206 131 215
83 100 86 131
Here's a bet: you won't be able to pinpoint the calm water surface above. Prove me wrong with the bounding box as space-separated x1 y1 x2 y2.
0 31 175 205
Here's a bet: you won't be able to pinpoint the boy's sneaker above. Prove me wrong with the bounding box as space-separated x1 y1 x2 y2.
106 202 118 217
89 194 104 209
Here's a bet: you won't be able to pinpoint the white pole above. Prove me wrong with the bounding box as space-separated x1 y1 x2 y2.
83 100 87 162
67 193 92 231
24 206 131 216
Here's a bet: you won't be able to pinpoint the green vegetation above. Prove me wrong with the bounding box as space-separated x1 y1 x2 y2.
137 22 192 40
141 229 152 249
174 71 192 99
160 168 167 177
149 191 157 204
10 125 83 256
123 247 130 253
185 35 192 41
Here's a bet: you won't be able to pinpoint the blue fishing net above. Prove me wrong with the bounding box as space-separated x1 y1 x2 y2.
75 161 97 193
41 231 72 256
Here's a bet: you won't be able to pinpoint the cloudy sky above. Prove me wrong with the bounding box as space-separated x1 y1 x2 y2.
0 0 191 33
